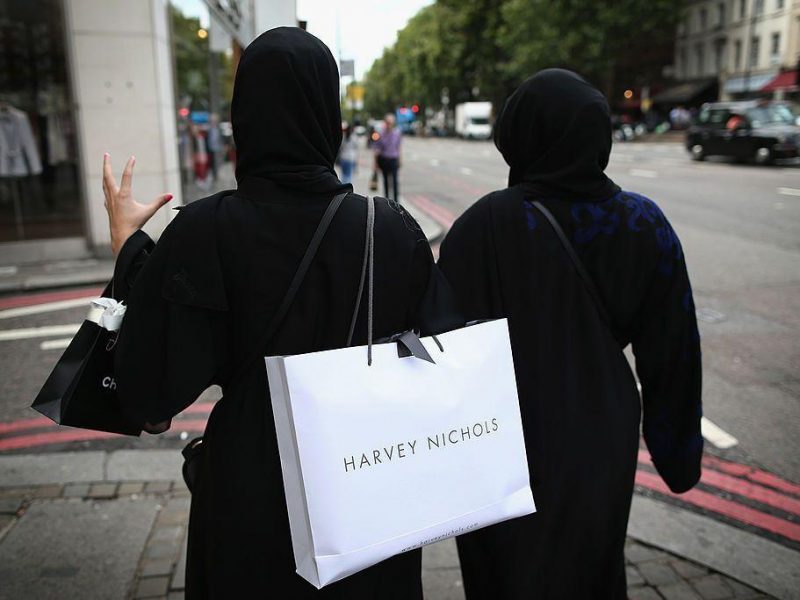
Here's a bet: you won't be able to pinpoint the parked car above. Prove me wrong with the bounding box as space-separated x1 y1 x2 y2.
686 101 799 164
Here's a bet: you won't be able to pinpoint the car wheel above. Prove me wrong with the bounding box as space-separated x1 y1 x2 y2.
690 144 705 161
754 147 772 165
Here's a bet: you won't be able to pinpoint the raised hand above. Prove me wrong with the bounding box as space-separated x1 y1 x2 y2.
102 154 173 256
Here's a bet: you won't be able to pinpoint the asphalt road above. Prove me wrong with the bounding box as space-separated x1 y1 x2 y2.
399 135 800 484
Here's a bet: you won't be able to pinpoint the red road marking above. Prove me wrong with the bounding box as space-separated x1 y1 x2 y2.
703 454 800 497
0 287 104 310
0 416 52 435
0 403 215 444
635 469 800 543
637 451 800 516
0 419 209 451
407 195 458 229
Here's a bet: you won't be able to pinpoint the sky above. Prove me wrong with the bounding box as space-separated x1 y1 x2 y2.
170 0 431 80
296 0 433 79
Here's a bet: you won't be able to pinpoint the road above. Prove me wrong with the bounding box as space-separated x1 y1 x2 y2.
0 136 798 577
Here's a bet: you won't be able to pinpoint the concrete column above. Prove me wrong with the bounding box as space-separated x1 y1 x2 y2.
64 0 181 252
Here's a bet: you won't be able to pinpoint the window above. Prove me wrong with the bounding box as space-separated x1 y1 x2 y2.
700 8 708 29
734 39 742 70
755 0 764 16
699 107 733 128
750 36 760 67
680 47 689 77
777 0 785 9
771 32 780 57
695 43 706 75
718 2 726 26
715 41 726 71
740 0 746 19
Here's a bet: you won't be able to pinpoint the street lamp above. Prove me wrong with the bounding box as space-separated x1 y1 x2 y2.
197 28 208 40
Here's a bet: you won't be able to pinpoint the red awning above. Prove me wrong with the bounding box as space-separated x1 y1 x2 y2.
761 70 799 93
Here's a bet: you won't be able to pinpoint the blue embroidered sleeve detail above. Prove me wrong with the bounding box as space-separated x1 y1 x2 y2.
523 201 538 230
571 201 621 243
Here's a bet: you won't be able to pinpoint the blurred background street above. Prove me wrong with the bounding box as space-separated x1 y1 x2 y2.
1 0 799 598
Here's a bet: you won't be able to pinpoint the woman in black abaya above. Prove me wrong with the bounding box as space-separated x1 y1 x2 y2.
101 28 450 598
438 69 703 598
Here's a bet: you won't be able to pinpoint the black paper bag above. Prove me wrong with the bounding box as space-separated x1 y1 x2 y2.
31 286 141 436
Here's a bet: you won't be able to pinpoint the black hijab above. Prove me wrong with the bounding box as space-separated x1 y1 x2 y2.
231 27 349 195
494 68 620 201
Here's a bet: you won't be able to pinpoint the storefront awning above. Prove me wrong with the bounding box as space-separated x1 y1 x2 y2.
651 79 717 104
723 72 777 94
761 70 799 93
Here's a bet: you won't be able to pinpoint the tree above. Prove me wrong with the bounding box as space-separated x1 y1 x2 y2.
363 0 687 119
497 0 687 97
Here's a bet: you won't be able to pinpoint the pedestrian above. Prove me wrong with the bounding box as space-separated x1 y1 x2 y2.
438 69 703 598
188 122 210 190
338 121 358 184
206 113 222 182
373 112 401 201
101 27 452 598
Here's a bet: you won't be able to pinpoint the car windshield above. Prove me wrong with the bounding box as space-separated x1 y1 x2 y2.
470 117 490 125
698 108 732 128
746 105 795 127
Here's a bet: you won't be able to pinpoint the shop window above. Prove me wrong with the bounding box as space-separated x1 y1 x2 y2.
0 0 82 243
750 36 760 67
734 39 742 71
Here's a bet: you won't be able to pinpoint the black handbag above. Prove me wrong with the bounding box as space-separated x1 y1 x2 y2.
31 250 143 436
180 191 350 493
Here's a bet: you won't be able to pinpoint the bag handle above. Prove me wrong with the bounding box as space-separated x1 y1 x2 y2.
531 201 621 343
347 195 376 364
227 191 350 386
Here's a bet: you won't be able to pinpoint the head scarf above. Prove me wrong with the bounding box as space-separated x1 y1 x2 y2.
494 68 620 201
231 27 349 195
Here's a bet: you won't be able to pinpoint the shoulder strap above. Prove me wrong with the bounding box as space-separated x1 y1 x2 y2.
531 200 621 342
227 191 349 385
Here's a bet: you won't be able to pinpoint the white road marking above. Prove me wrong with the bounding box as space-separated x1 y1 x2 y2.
701 417 739 449
459 167 473 175
777 187 800 197
429 158 440 167
0 296 93 320
40 338 72 351
0 266 18 277
611 154 634 162
630 168 658 178
0 324 81 341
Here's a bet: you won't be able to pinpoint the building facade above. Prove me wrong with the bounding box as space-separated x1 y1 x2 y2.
0 0 295 265
673 0 799 100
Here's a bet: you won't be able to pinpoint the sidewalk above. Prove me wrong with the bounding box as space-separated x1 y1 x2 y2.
0 449 776 599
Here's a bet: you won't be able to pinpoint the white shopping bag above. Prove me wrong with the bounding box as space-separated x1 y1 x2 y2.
266 318 535 588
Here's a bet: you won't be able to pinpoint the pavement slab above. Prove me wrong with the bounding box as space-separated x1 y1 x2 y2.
0 451 105 486
0 497 159 600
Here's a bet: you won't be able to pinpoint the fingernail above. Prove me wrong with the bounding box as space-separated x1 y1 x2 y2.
166 194 173 201
104 152 109 157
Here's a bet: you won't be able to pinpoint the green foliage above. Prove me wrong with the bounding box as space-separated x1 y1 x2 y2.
364 0 687 118
171 6 210 108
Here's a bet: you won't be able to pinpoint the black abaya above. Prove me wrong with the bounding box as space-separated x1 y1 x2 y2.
113 28 454 599
438 70 702 599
